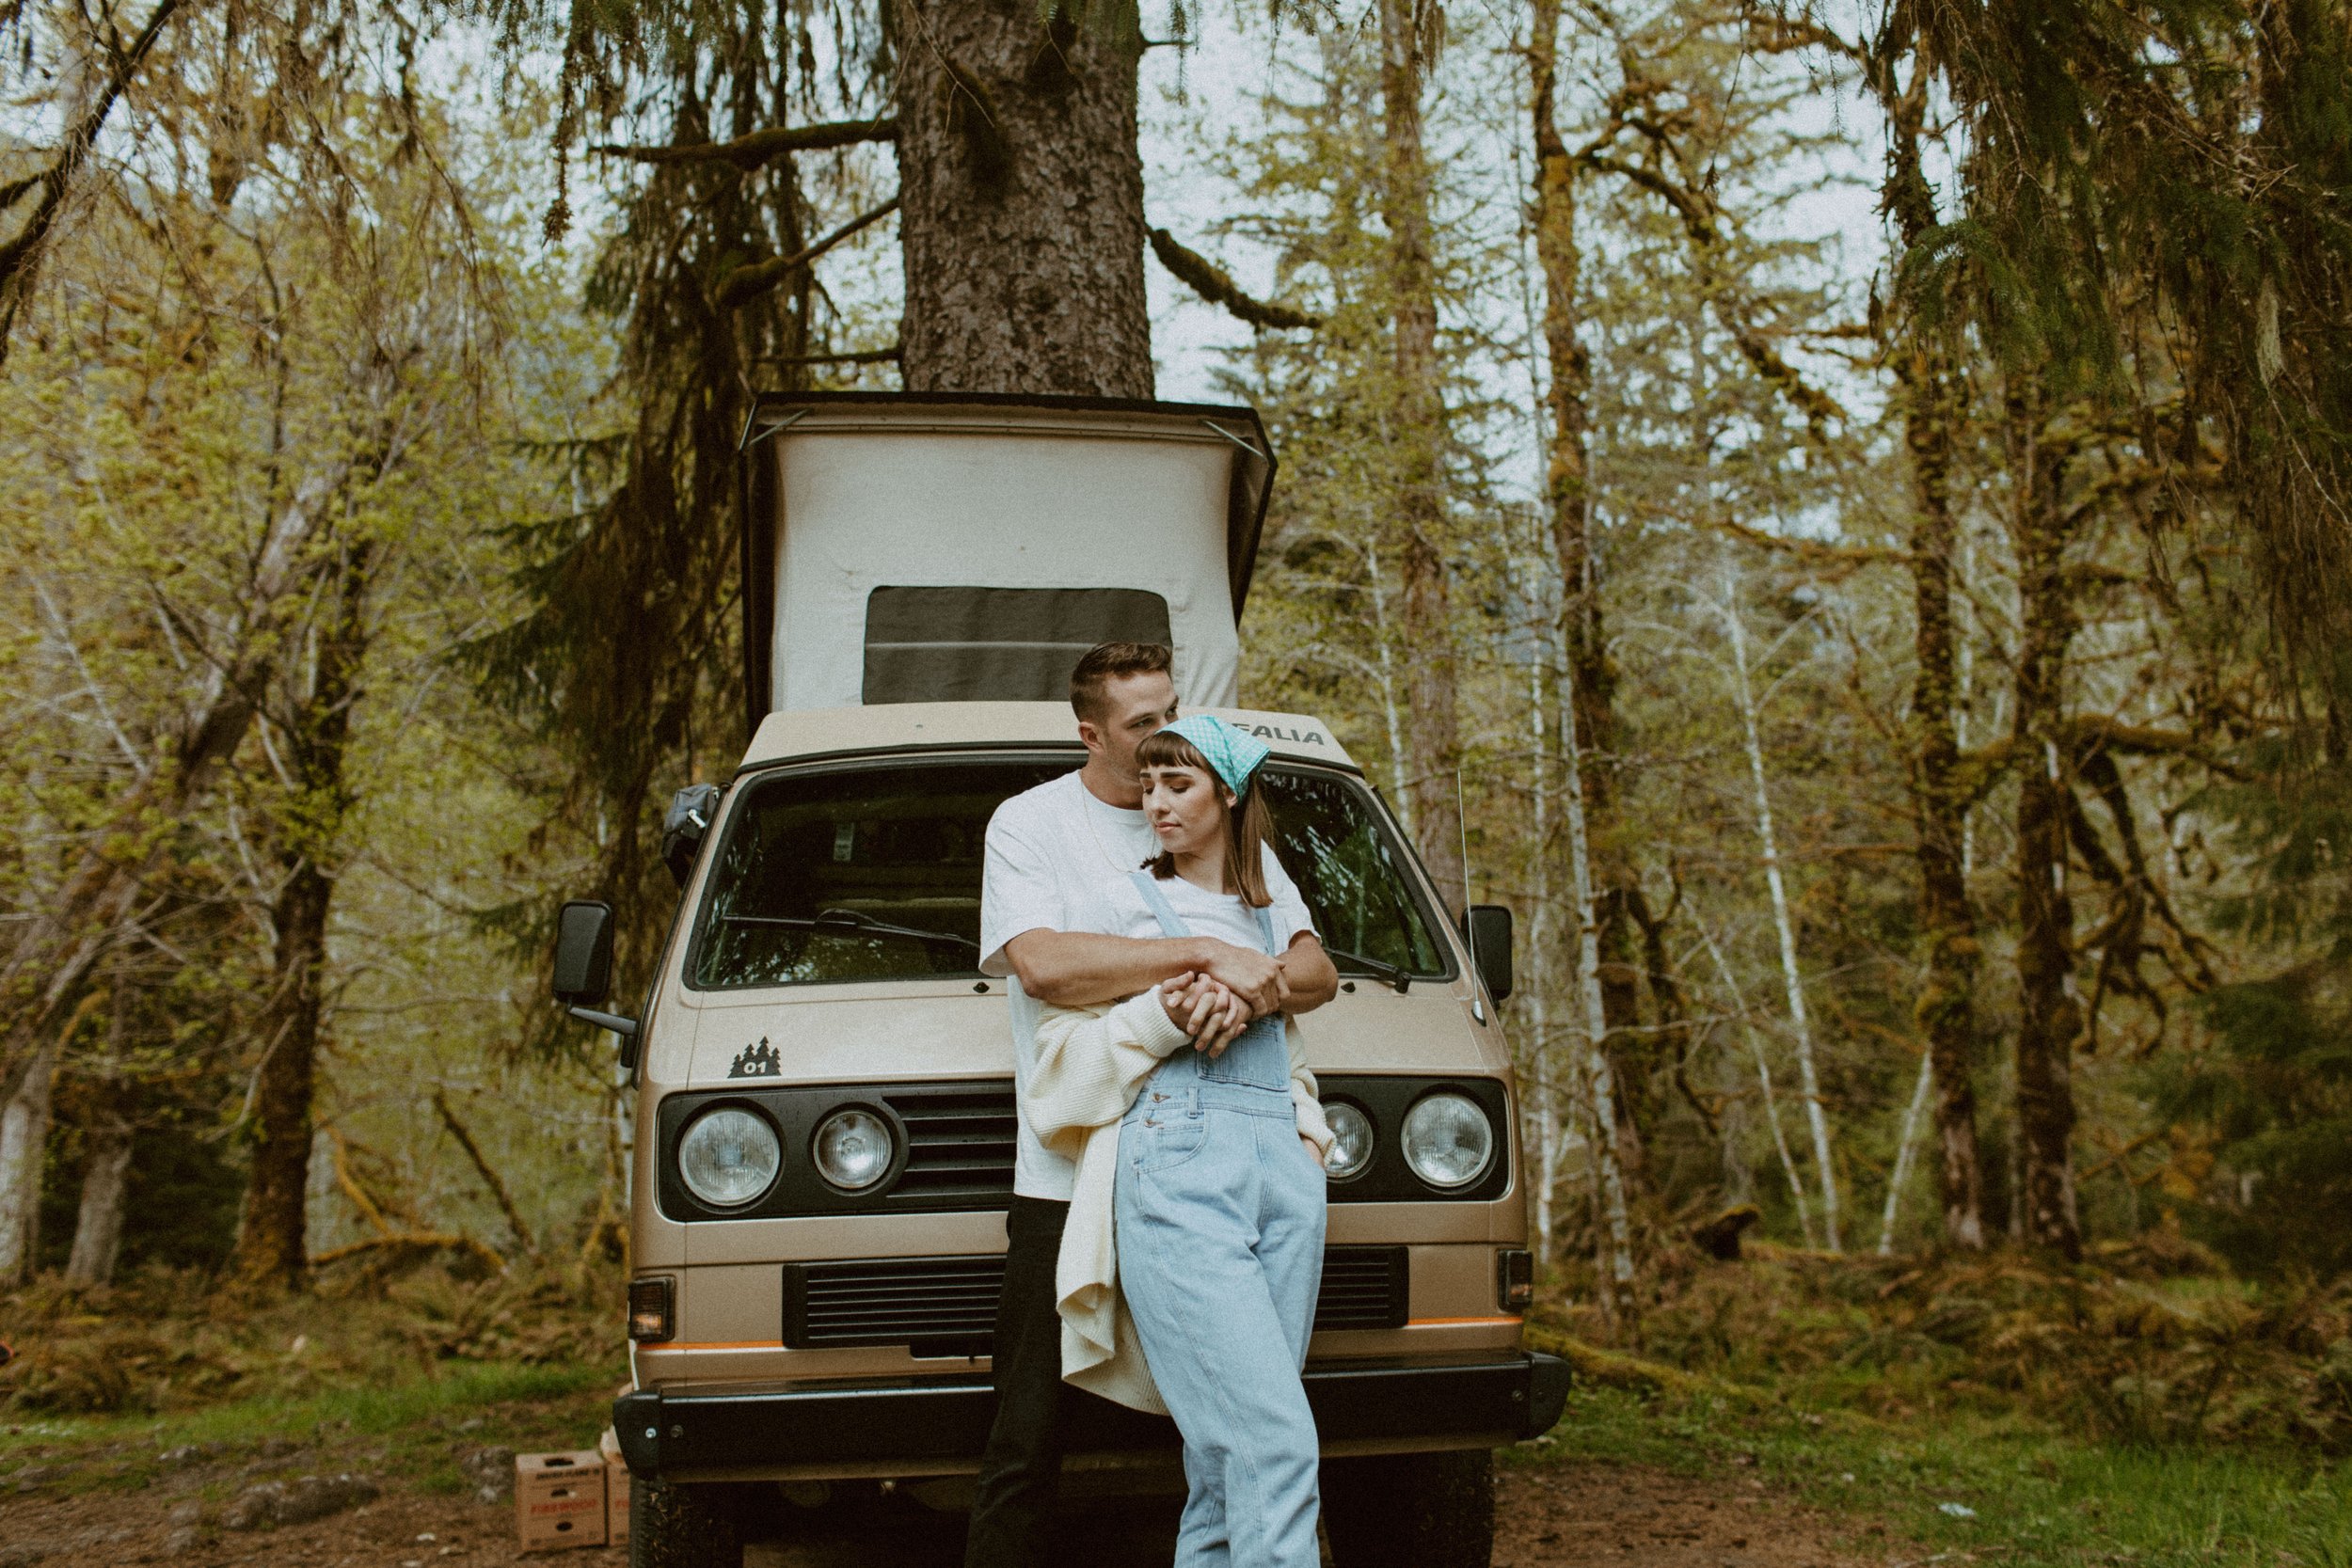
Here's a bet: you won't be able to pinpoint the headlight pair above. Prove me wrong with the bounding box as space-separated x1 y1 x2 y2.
1321 1091 1496 1190
677 1104 895 1208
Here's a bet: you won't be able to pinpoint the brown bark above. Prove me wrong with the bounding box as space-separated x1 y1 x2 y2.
2007 389 2085 1261
1375 0 1465 915
1876 26 1989 1250
1532 0 1646 1180
230 540 374 1293
894 0 1152 398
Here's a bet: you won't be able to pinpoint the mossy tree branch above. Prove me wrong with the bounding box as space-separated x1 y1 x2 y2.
591 117 898 171
1148 228 1322 331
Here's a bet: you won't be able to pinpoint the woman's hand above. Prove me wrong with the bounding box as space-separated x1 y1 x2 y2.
1159 973 1248 1049
1158 973 1230 1037
1300 1133 1324 1165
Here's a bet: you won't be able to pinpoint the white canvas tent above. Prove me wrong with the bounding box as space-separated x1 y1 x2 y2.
738 395 1274 720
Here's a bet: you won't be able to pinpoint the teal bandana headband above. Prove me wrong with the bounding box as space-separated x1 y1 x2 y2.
1161 714 1272 797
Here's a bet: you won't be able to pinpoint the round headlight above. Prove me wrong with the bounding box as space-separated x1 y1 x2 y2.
1401 1093 1495 1190
678 1106 781 1208
813 1108 895 1192
1322 1101 1374 1180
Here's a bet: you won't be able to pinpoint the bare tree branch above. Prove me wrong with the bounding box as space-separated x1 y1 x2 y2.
0 0 185 361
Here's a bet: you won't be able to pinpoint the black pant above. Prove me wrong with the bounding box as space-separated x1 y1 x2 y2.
964 1196 1073 1568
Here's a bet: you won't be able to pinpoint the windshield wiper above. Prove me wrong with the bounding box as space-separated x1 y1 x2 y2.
1326 946 1411 993
720 910 979 953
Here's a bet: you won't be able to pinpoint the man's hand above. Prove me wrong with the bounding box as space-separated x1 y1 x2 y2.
1195 940 1289 1020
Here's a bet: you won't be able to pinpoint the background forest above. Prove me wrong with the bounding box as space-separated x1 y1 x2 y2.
2 0 2350 1479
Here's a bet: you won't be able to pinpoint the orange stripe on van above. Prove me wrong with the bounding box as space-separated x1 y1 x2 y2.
661 1340 787 1351
1402 1315 1524 1327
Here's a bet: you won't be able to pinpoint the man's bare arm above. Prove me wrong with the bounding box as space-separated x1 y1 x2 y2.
1004 928 1287 1012
1279 934 1340 1015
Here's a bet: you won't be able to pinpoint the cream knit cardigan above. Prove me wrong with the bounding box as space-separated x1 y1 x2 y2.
1025 992 1336 1414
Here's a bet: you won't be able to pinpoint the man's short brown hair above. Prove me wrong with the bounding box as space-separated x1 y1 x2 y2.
1070 641 1174 720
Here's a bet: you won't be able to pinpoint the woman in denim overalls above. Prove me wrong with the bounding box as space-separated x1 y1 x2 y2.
1115 717 1329 1568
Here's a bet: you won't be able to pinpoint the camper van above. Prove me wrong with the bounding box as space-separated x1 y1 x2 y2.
550 393 1568 1568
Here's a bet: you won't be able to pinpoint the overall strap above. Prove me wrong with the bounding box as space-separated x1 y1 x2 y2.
1128 871 1193 940
1251 900 1280 958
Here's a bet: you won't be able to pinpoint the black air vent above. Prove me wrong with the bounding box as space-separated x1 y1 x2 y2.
782 1246 1410 1351
783 1256 1003 1351
1313 1245 1410 1331
882 1087 1017 1203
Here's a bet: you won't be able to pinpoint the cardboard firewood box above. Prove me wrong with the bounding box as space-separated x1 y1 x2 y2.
598 1425 631 1544
516 1450 607 1551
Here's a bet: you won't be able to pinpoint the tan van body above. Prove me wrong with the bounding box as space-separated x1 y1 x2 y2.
569 394 1567 1561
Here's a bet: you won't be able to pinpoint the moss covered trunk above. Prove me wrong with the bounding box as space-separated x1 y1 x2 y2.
894 0 1152 398
2006 392 2084 1260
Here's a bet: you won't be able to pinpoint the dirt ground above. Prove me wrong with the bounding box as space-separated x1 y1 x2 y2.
0 1449 1899 1568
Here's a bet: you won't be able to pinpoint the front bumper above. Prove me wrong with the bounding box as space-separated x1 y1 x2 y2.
615 1352 1571 1482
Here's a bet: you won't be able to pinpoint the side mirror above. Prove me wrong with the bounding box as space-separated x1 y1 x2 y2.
1461 904 1514 1002
661 784 722 889
553 900 615 1005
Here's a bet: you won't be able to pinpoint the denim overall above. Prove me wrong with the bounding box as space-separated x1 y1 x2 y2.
1116 871 1327 1568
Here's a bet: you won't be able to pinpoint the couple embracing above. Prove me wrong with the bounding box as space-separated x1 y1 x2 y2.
964 641 1341 1568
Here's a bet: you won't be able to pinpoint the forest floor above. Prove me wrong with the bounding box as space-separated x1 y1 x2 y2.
3 1356 2344 1568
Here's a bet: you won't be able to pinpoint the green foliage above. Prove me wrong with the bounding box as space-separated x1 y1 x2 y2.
1528 1382 2352 1568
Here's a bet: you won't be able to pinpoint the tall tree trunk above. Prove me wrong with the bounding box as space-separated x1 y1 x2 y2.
1719 559 1841 1250
1692 912 1815 1246
1375 0 1464 914
894 0 1152 398
1529 0 1649 1184
1874 26 1991 1251
230 541 373 1292
1524 654 1561 1260
0 1043 56 1281
1558 646 1635 1301
2007 391 2085 1259
62 1114 133 1287
64 966 135 1287
1876 1052 1933 1255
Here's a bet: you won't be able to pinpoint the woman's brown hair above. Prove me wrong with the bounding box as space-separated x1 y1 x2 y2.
1134 728 1274 908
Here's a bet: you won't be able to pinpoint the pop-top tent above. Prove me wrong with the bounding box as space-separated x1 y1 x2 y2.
737 393 1275 724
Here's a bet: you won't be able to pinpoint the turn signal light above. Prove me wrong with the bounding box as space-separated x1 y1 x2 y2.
1497 1249 1534 1312
628 1277 675 1343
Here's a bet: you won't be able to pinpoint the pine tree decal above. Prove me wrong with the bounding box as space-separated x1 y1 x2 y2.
729 1037 781 1078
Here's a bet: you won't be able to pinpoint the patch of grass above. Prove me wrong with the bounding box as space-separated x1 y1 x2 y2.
0 1360 621 1495
1521 1383 2352 1567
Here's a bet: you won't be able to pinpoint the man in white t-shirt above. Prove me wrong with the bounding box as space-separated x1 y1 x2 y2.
964 641 1339 1568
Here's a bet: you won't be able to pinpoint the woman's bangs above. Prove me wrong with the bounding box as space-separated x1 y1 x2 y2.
1136 730 1214 776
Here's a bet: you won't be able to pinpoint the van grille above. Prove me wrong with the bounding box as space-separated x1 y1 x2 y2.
781 1245 1411 1350
1312 1245 1410 1332
880 1087 1018 1205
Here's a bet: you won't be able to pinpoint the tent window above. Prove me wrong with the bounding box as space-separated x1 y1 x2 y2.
861 587 1175 705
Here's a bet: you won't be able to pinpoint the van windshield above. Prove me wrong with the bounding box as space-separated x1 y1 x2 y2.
689 757 1451 990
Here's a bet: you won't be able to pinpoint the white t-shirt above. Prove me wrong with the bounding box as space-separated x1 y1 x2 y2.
979 768 1314 1200
1077 867 1315 959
